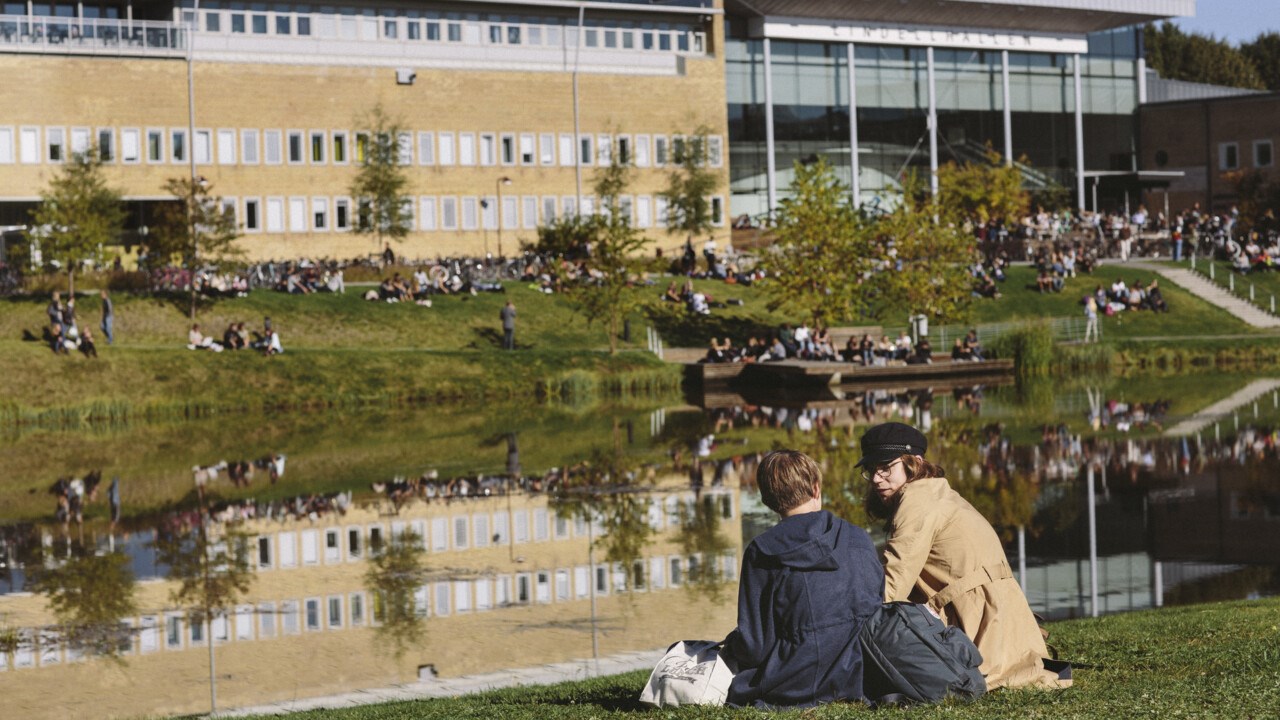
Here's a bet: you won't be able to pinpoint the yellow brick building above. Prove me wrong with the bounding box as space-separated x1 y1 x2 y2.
0 0 730 261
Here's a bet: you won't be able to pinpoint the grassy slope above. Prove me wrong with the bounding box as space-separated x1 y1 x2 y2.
240 597 1280 719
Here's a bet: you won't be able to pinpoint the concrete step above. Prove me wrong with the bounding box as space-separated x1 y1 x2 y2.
1134 264 1280 329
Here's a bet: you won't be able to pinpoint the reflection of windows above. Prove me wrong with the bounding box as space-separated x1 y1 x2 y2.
258 602 276 638
327 596 343 628
305 598 321 630
350 593 365 626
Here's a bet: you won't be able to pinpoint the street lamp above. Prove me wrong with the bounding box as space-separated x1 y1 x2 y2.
496 176 513 259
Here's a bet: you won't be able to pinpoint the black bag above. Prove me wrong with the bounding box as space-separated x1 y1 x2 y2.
858 601 986 706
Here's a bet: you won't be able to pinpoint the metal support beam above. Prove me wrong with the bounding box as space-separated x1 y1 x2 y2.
847 42 861 206
926 46 938 197
763 37 778 217
1001 50 1013 166
1073 53 1086 211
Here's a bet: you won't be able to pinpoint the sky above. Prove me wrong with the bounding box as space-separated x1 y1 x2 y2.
1172 0 1280 45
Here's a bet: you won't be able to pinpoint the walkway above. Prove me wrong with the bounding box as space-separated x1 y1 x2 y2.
1130 261 1280 329
217 646 664 718
1164 378 1280 436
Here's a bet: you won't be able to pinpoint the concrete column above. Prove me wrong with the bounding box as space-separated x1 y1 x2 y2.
763 37 778 217
1001 50 1012 166
1074 53 1086 211
847 42 860 206
1087 464 1099 617
926 46 938 197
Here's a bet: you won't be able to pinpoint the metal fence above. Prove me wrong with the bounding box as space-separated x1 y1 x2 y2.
930 315 1099 347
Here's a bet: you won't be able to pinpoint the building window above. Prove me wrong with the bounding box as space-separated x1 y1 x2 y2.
170 129 187 163
636 195 652 227
312 197 328 231
70 127 91 157
522 196 537 229
438 132 455 165
711 196 725 226
1220 142 1239 171
252 13 268 34
579 134 593 167
441 196 458 229
481 196 497 230
121 128 140 164
479 132 496 166
597 133 611 165
19 127 39 164
305 598 321 631
1255 140 1274 168
310 131 326 163
289 197 307 232
216 129 236 164
418 132 435 165
332 131 348 164
287 130 304 164
617 135 631 165
96 129 114 162
0 127 13 164
244 198 261 232
542 196 558 224
398 132 412 165
327 596 342 628
264 130 283 164
459 133 477 166
265 197 285 233
540 133 555 166
559 133 575 166
519 133 535 165
47 127 65 163
654 136 668 166
419 197 437 230
194 129 212 165
241 129 260 164
354 132 368 163
634 134 650 166
708 135 723 167
501 133 517 165
276 14 291 35
350 593 365 626
335 198 351 230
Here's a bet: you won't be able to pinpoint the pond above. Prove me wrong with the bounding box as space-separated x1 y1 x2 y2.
1 371 1278 719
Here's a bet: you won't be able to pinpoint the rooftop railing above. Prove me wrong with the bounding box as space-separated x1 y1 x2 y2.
0 15 186 57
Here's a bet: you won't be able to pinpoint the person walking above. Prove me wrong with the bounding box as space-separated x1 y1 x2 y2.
500 300 517 350
860 422 1070 690
100 289 114 344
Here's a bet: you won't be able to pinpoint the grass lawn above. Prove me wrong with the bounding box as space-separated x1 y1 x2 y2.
236 597 1280 719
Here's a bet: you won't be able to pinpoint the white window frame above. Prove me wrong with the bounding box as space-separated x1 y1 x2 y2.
288 197 308 233
654 135 668 166
419 196 437 230
634 134 650 167
70 126 91 156
258 601 277 638
418 131 435 165
539 132 555 166
309 129 326 164
220 196 237 226
326 595 343 629
636 195 652 227
479 132 497 166
711 195 726 227
334 197 352 231
708 135 724 167
243 197 262 233
481 195 498 230
120 128 141 164
473 513 490 548
596 133 611 166
1219 141 1239 171
1254 139 1274 168
519 132 535 165
542 196 558 224
439 132 456 165
501 132 517 166
331 130 349 165
264 130 283 165
265 196 285 233
46 126 66 163
312 196 329 231
304 597 322 631
145 128 165 164
241 129 260 164
579 134 593 168
502 195 518 230
95 127 114 162
286 129 305 165
521 195 538 229
216 128 236 164
559 133 575 166
461 196 479 230
441 196 459 230
459 132 477 166
0 126 13 164
193 128 212 165
19 126 39 164
170 128 187 164
397 131 412 165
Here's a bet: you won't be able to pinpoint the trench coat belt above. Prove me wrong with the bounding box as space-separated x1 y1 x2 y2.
926 561 1015 611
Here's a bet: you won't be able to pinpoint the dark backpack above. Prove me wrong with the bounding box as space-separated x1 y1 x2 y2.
858 601 986 706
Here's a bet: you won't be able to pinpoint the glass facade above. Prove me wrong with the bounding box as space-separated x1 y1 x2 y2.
726 18 1142 216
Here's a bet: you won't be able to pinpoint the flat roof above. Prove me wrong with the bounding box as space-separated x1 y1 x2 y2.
727 0 1194 34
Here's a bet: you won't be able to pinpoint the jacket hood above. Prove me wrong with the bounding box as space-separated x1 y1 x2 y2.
752 510 843 571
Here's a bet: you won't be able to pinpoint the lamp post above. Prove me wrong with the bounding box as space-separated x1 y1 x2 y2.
186 0 200 322
496 176 512 258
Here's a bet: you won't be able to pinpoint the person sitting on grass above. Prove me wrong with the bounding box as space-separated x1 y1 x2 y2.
264 328 283 356
1145 280 1168 313
723 450 883 708
188 323 223 352
49 322 69 355
79 328 98 358
223 322 243 350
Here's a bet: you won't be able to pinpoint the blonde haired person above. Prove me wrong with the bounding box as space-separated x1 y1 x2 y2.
859 422 1070 690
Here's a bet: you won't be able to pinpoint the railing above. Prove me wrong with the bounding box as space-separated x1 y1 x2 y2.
932 316 1099 347
0 15 187 56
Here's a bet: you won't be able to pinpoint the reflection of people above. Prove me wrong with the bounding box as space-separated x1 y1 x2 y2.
861 422 1069 690
108 476 122 529
724 450 883 708
500 300 517 350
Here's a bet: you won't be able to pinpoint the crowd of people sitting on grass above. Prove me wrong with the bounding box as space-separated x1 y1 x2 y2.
187 317 283 354
43 290 100 358
1092 277 1168 315
700 323 991 366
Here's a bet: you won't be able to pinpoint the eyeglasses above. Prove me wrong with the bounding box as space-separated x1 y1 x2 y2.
861 459 903 482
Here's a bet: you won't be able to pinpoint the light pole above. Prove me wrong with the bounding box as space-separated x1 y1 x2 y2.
496 176 512 258
186 1 200 322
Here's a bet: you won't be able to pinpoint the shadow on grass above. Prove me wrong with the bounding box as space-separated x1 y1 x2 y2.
469 327 534 350
646 308 775 348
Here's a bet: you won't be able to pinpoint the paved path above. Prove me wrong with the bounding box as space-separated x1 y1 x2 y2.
217 647 664 718
1165 378 1280 436
1129 261 1280 329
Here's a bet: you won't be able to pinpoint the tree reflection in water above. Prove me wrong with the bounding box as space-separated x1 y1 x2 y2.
365 529 430 658
29 548 138 658
676 495 734 604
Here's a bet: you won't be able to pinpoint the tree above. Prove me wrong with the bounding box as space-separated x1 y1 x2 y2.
937 149 1030 227
763 158 876 324
660 125 721 243
1144 22 1265 90
153 520 255 714
152 176 243 319
676 495 734 603
350 104 412 249
364 530 430 659
31 550 138 657
1241 32 1280 91
30 147 126 294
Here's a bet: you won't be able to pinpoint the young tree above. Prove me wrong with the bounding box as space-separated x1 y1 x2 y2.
350 104 412 249
152 176 243 319
30 148 127 294
937 149 1030 227
764 158 875 324
660 125 721 243
31 550 138 657
364 530 430 659
153 521 255 714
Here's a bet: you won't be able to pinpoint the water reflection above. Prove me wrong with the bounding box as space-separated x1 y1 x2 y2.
2 379 1280 717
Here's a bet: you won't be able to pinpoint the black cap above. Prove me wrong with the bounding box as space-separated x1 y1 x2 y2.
856 422 928 467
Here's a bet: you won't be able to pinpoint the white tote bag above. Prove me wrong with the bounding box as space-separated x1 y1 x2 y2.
638 640 735 708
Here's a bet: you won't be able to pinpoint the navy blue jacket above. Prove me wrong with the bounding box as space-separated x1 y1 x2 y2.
724 510 884 708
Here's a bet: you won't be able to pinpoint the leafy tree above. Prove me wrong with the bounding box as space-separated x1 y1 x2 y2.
30 147 126 294
152 176 243 319
660 125 721 243
364 530 430 658
1230 170 1280 235
937 149 1030 226
153 520 255 714
1241 32 1280 91
1144 22 1264 89
31 550 138 657
763 157 875 324
350 104 412 248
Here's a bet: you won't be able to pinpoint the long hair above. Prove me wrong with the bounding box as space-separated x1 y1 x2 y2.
864 454 947 521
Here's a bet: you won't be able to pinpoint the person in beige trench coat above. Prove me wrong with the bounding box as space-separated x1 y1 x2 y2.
860 422 1071 691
